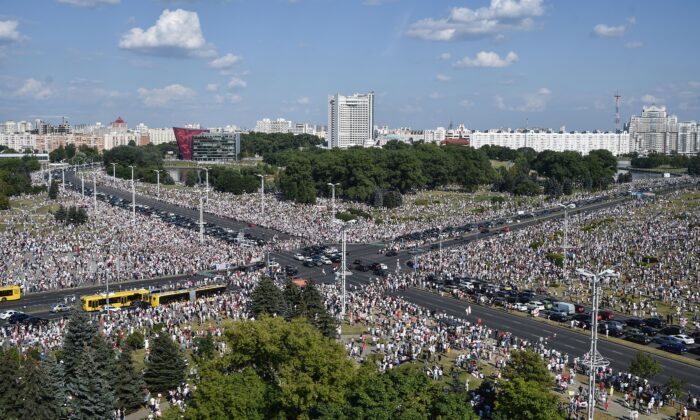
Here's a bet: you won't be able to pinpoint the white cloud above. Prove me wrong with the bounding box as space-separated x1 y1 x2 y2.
428 92 443 100
454 51 518 68
0 20 21 43
15 78 53 100
592 24 626 37
296 96 310 105
205 83 218 92
641 94 661 104
624 41 643 49
689 81 700 89
496 87 551 112
459 99 474 107
57 0 120 7
215 93 242 104
437 52 451 60
436 74 451 82
209 53 241 69
227 77 247 89
137 84 194 107
119 9 214 57
406 0 544 41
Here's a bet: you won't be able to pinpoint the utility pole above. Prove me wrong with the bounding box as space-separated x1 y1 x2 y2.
61 168 65 190
153 169 161 198
92 171 97 212
576 268 616 420
327 183 338 214
256 174 265 214
199 192 204 243
203 168 210 203
334 219 356 319
129 165 135 224
110 163 117 185
80 171 84 196
558 203 576 285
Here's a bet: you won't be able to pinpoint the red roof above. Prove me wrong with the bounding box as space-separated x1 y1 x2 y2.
440 138 470 146
114 116 125 124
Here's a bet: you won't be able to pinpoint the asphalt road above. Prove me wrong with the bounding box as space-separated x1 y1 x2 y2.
398 287 700 393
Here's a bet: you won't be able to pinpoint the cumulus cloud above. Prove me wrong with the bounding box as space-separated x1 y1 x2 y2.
119 9 215 57
15 78 53 100
436 74 452 82
209 53 241 69
137 84 194 107
57 0 120 7
226 77 247 89
0 20 22 43
205 83 218 92
454 51 518 68
641 94 661 104
496 87 551 112
406 0 544 41
593 17 635 38
437 52 451 60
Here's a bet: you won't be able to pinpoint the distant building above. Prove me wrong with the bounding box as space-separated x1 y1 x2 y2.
192 132 240 162
0 133 36 152
469 130 630 156
677 121 699 155
328 92 375 148
255 118 292 134
173 127 210 160
111 116 128 133
148 128 176 145
627 105 678 154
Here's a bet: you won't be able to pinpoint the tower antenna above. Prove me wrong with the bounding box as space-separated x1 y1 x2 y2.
614 91 622 132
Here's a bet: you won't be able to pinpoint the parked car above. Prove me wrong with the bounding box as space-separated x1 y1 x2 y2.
654 335 682 346
513 302 529 312
50 303 71 313
625 332 652 345
658 326 684 336
673 334 695 345
660 342 688 354
598 310 614 321
549 310 570 322
624 318 646 328
0 310 20 320
527 301 545 312
385 250 398 257
644 317 666 329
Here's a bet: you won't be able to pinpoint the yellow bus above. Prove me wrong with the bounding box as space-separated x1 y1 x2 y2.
150 284 227 307
81 289 151 312
0 285 21 302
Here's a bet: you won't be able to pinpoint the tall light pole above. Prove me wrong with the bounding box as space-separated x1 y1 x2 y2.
80 171 85 196
202 168 210 203
199 190 204 243
128 165 135 223
576 268 617 420
256 174 265 214
334 219 356 318
327 182 339 214
110 163 117 185
61 168 65 190
92 171 97 212
557 203 576 285
153 169 161 198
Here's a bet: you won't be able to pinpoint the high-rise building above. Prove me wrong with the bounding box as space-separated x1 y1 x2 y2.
678 121 699 155
148 128 176 145
627 105 678 154
328 92 374 148
254 118 292 134
469 130 630 156
192 132 240 161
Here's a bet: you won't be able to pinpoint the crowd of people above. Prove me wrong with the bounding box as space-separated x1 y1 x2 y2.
411 186 700 322
0 188 267 292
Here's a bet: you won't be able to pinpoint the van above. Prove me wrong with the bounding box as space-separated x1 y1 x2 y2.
553 302 575 315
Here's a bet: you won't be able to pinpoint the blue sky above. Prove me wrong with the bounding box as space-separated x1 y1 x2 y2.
1 0 699 130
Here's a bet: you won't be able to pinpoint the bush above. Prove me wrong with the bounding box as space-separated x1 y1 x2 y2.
0 194 9 210
414 198 430 206
545 252 564 268
529 240 544 250
125 331 145 350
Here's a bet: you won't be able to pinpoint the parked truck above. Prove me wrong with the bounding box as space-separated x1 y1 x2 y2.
553 302 575 315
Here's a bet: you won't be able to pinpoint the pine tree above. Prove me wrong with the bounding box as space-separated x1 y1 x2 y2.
0 347 21 419
91 334 117 399
62 305 98 395
302 283 336 338
250 277 286 318
283 280 304 319
54 204 67 223
48 180 59 199
115 347 146 412
72 346 116 420
143 333 186 393
43 353 68 418
20 357 60 420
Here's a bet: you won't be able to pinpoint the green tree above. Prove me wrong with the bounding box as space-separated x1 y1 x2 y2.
183 368 272 420
62 306 98 395
628 352 662 380
501 350 553 389
143 333 187 393
115 347 146 412
125 330 145 350
72 347 116 419
664 377 686 400
250 277 287 318
0 194 9 210
0 347 21 418
193 333 216 361
688 155 700 176
19 357 61 420
42 353 68 418
283 280 305 319
219 317 353 418
495 377 564 420
48 180 59 199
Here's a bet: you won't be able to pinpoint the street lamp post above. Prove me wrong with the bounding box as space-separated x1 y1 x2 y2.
61 168 65 190
256 174 265 214
576 268 617 420
153 170 161 198
203 168 210 203
128 165 135 223
334 219 356 318
199 191 204 243
110 163 117 185
92 171 97 212
557 203 576 285
327 183 339 214
80 171 85 196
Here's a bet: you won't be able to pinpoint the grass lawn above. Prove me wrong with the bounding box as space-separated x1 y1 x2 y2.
341 323 368 336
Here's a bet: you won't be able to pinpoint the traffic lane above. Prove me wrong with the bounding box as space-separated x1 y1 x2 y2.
64 171 288 242
398 287 700 393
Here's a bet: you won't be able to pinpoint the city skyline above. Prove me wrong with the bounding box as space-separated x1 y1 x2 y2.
1 0 699 130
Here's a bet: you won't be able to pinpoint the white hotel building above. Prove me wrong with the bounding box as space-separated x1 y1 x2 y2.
328 92 375 148
469 130 631 156
148 128 176 145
